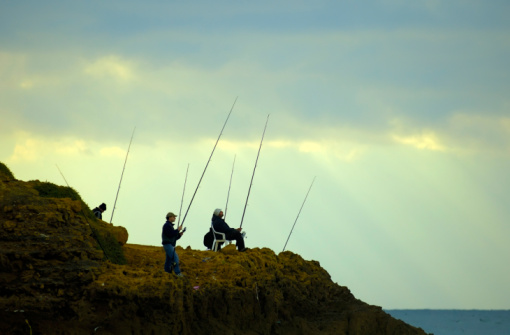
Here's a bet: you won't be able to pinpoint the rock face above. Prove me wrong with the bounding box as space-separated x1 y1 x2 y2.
0 164 429 335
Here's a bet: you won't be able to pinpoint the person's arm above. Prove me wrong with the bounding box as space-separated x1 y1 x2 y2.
177 225 185 239
223 221 241 234
223 220 244 232
163 224 180 238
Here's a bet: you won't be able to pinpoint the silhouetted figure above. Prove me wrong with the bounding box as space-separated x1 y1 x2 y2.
92 203 107 220
162 212 185 277
211 208 247 252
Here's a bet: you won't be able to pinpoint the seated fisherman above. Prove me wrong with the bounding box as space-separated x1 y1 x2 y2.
211 208 247 252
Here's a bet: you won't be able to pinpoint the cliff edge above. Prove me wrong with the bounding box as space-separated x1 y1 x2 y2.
0 162 429 335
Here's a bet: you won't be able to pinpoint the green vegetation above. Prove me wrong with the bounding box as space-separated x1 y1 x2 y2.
0 162 15 180
90 220 127 265
0 163 126 265
31 181 96 220
33 181 82 201
32 180 126 265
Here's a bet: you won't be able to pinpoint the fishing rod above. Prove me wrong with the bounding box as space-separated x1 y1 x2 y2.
240 114 270 229
55 164 109 260
282 176 316 252
56 164 70 188
110 126 136 224
180 97 238 226
224 154 236 220
177 163 189 226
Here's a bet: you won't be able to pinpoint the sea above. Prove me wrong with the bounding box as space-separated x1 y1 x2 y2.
385 310 510 335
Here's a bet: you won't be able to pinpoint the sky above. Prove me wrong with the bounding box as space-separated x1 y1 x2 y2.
1 0 509 310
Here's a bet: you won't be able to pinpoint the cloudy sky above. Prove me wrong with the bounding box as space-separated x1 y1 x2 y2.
1 0 509 309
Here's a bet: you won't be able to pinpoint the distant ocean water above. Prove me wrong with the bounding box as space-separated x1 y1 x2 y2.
385 310 510 335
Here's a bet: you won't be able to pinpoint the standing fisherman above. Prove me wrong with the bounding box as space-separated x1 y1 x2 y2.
162 212 185 277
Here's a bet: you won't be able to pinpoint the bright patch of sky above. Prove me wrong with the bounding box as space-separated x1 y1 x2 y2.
1 0 509 309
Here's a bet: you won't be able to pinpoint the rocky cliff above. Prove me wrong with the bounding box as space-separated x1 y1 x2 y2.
0 162 429 335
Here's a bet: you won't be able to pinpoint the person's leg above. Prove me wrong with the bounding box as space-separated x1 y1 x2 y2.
235 233 245 250
172 250 181 274
226 231 245 250
163 244 175 273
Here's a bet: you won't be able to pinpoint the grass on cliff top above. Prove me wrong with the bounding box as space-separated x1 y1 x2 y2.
33 181 83 201
32 180 96 219
0 162 15 180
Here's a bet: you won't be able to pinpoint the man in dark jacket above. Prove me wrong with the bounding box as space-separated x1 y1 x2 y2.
92 203 107 220
162 212 185 277
211 208 247 252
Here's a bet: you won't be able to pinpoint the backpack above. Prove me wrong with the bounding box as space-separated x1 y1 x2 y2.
203 229 213 249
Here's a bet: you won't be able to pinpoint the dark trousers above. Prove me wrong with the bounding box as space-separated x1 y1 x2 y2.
226 230 245 250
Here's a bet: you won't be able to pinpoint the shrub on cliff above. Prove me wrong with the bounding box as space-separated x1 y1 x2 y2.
0 162 15 180
31 180 96 220
33 181 82 201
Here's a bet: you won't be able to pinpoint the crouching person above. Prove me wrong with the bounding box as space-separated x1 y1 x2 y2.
162 212 185 277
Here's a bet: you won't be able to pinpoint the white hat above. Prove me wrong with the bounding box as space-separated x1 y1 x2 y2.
213 208 222 216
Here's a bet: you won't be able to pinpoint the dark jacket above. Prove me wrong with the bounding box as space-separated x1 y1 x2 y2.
162 221 181 246
92 207 102 220
211 215 236 234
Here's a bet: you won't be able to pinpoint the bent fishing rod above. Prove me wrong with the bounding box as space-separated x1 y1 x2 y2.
282 176 316 252
224 154 236 220
180 97 238 226
110 126 136 224
240 114 270 229
177 163 189 226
